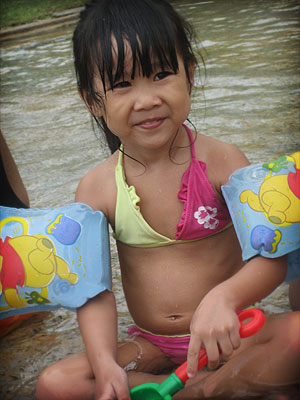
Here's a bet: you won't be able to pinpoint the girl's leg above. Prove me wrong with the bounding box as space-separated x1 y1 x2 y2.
173 312 300 399
36 352 95 400
289 278 300 311
37 312 300 399
36 335 175 400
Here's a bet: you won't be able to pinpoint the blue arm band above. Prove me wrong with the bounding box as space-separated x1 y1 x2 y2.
0 202 111 319
222 152 300 282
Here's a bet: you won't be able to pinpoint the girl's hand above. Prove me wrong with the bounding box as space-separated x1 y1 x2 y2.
187 291 241 378
95 360 130 400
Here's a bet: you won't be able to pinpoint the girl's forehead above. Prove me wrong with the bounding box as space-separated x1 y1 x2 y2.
95 33 182 90
109 39 136 78
111 37 133 65
110 35 177 74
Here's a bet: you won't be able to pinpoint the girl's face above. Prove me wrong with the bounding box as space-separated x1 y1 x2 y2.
92 43 194 152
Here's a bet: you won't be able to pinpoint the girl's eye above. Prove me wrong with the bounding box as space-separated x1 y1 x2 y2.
113 81 131 89
154 71 172 81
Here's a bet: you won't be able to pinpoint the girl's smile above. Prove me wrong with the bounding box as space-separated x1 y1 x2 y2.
94 50 193 152
135 118 166 130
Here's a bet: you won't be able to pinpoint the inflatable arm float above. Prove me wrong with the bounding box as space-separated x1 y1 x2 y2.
0 203 111 319
222 152 300 282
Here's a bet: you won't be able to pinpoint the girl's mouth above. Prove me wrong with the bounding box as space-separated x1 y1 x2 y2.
137 118 165 130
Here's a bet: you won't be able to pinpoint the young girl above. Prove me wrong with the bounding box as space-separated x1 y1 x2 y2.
36 1 300 399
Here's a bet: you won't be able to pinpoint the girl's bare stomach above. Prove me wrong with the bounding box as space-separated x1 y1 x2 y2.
117 227 244 335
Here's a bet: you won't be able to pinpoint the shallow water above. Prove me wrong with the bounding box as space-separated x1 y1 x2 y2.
0 0 299 397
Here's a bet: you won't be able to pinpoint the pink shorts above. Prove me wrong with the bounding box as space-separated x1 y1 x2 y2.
127 325 190 365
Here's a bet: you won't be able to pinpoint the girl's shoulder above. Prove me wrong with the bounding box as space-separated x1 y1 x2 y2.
75 151 119 218
194 132 250 187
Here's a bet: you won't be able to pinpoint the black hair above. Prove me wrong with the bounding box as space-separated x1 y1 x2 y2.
73 0 198 154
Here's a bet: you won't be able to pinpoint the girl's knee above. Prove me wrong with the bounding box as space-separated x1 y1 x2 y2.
277 312 300 339
36 364 67 400
267 312 300 358
285 311 300 348
36 353 93 400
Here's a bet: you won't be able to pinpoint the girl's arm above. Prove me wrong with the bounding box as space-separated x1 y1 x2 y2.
75 169 129 399
187 255 287 378
77 290 129 399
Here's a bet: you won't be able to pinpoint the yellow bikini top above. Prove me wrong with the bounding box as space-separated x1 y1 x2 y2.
114 145 180 247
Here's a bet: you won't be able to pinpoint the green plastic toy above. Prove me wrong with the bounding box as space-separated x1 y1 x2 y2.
129 308 266 400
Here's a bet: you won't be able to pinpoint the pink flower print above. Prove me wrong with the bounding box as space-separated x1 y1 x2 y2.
194 206 219 230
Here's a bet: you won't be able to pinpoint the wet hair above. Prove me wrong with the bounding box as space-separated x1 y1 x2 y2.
73 0 198 154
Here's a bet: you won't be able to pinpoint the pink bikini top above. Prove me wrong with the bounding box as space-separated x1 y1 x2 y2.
114 125 232 247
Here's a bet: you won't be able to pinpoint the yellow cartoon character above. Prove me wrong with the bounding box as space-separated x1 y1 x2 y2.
240 152 300 226
0 217 78 309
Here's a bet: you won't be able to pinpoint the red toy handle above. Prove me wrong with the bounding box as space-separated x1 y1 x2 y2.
238 308 265 338
175 308 265 384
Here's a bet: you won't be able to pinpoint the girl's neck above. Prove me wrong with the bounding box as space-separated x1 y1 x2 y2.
122 125 192 169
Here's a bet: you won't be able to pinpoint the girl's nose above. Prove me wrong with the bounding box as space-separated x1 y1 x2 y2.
133 87 162 111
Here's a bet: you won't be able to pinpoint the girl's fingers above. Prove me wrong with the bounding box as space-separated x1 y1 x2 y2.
204 341 221 370
114 376 130 400
188 336 221 376
188 315 242 376
97 372 129 400
214 327 241 363
187 335 202 378
217 335 234 361
229 329 241 350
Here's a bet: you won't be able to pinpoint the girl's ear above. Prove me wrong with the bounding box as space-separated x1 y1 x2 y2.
78 88 103 117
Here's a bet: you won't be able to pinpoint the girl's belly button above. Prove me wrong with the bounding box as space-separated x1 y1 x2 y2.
167 315 182 321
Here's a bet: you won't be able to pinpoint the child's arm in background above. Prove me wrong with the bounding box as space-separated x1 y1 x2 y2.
77 291 129 399
187 255 287 377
